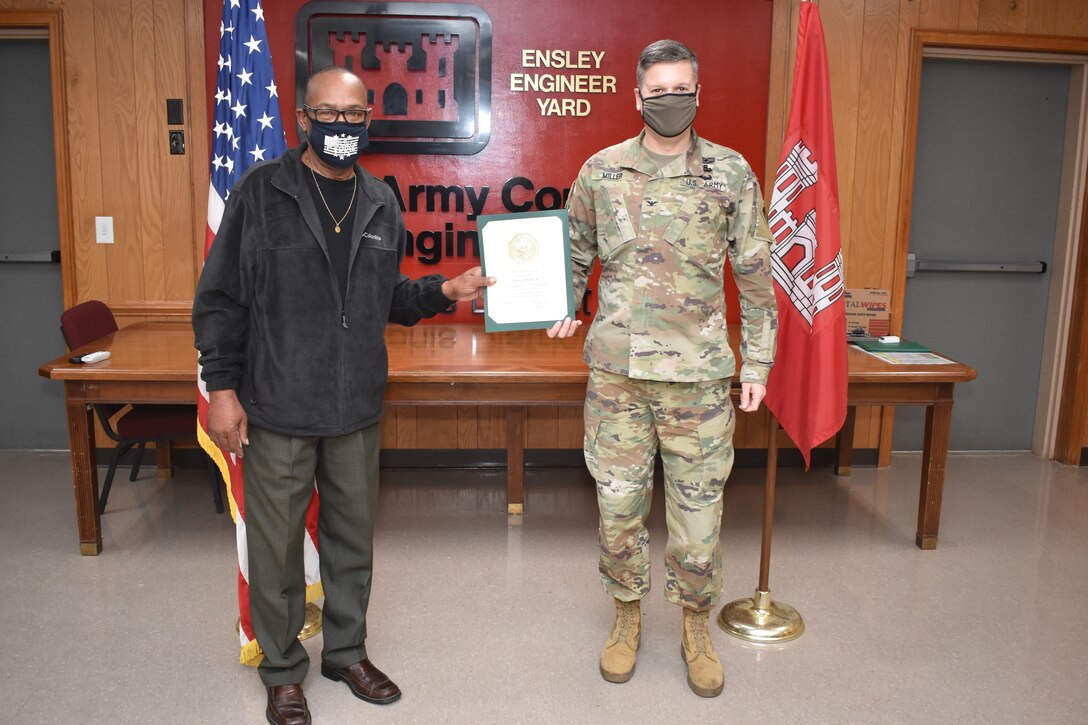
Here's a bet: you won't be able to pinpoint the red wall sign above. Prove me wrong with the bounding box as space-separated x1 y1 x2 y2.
204 0 773 323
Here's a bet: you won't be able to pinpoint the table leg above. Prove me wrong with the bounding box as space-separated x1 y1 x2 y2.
506 406 526 515
66 400 102 555
834 406 857 476
155 441 175 478
916 398 953 550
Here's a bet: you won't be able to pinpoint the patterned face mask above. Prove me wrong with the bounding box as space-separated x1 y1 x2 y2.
306 119 369 168
639 91 698 138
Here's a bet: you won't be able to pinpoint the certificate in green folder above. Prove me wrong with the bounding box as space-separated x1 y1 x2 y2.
477 210 575 332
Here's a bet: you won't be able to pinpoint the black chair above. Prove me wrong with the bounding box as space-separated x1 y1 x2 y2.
59 300 224 514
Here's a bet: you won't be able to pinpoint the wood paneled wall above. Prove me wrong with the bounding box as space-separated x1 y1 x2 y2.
6 0 1088 455
0 0 207 324
2 0 208 449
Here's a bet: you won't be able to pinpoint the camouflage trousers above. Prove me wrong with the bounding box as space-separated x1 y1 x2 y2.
584 368 736 611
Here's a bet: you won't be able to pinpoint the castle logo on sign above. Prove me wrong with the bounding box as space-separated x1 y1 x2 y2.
296 1 492 155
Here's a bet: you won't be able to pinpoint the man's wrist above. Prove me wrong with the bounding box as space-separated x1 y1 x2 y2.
739 363 771 386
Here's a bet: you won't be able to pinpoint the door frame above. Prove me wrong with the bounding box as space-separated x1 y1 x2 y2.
893 30 1088 462
0 10 74 308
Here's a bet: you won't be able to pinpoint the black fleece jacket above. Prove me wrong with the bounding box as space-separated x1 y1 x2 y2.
193 145 452 437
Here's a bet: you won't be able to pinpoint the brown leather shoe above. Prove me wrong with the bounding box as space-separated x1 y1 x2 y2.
266 684 311 725
321 659 402 704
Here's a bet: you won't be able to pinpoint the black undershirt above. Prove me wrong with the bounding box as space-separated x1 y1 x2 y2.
306 171 358 302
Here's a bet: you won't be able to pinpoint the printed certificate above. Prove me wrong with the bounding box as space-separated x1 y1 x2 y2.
478 210 575 332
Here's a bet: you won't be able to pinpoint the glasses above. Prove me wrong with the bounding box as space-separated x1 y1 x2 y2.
303 105 372 124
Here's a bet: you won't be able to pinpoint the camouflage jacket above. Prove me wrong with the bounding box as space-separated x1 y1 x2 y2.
567 130 777 384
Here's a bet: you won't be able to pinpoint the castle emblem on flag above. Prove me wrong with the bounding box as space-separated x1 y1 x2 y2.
763 1 847 469
767 139 844 327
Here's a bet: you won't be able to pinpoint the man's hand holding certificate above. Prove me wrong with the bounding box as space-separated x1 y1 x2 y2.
478 210 577 332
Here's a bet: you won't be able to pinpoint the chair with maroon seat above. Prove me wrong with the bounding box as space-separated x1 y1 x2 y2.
59 300 224 514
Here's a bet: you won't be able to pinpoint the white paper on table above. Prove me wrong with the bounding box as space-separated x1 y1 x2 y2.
858 349 954 365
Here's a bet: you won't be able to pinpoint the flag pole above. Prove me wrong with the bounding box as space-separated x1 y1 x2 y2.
717 412 804 643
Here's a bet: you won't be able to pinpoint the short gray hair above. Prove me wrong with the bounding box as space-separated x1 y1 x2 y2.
637 39 698 89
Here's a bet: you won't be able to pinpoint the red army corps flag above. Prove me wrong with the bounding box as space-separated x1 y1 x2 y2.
763 0 848 468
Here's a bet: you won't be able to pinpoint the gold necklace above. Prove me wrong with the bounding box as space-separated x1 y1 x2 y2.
310 167 357 234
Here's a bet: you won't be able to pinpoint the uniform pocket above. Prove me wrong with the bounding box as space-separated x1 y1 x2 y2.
583 399 605 481
695 401 736 493
594 187 637 259
661 190 729 276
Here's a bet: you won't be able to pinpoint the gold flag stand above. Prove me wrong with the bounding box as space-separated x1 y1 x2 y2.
718 414 805 643
299 602 323 640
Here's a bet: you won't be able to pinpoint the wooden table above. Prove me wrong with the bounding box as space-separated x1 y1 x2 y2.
40 322 975 554
836 350 976 548
39 323 197 555
382 324 588 517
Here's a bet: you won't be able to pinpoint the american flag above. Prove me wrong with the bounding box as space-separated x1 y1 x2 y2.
205 0 286 251
197 0 323 667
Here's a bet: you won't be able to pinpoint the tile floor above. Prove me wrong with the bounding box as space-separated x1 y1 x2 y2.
1 450 1086 724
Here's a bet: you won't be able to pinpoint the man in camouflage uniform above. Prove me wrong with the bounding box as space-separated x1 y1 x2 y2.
549 39 777 697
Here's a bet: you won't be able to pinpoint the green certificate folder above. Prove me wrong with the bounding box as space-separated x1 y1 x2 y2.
851 338 931 353
477 210 575 332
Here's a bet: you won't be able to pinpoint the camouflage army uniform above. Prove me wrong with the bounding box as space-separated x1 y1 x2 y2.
568 129 777 610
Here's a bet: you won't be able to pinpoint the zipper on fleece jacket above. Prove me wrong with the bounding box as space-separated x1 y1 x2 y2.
338 309 347 432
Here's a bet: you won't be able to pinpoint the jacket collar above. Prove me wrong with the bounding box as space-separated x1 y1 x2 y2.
269 144 386 304
620 129 704 179
271 143 386 210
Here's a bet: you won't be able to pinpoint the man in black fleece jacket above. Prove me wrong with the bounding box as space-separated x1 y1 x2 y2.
193 66 492 725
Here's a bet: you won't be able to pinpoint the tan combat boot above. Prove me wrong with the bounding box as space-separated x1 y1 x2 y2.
681 608 724 697
599 598 641 683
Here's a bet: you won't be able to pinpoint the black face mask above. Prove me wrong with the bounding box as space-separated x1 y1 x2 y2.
639 91 698 138
306 119 369 168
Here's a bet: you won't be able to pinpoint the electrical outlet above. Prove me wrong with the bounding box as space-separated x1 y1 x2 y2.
95 216 114 244
169 130 185 155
